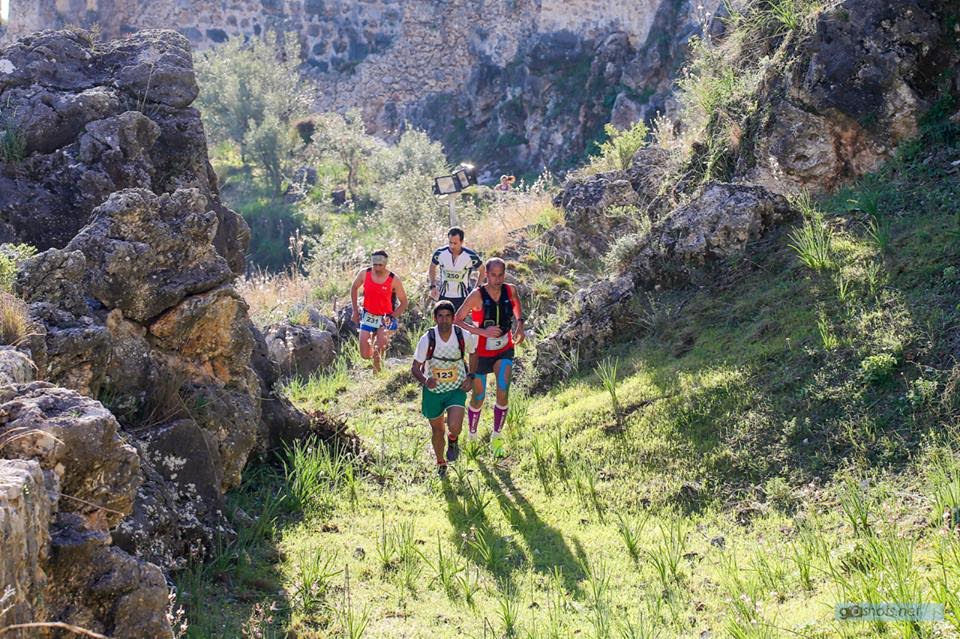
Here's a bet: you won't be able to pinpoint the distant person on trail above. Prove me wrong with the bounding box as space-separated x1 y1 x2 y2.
454 258 525 457
495 175 516 192
412 300 477 478
429 226 485 312
351 249 409 373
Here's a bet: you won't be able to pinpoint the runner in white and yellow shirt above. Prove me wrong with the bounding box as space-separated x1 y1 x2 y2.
411 300 478 477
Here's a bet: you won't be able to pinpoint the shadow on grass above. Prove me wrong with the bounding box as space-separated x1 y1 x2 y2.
441 467 527 593
475 460 587 595
174 462 292 638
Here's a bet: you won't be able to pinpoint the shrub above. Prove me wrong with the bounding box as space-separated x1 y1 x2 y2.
860 352 898 384
0 243 37 293
593 120 649 171
603 232 647 272
195 34 312 194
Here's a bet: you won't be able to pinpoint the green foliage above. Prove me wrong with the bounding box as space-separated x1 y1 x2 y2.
860 352 898 385
788 212 834 272
0 108 26 165
594 120 649 171
195 35 312 193
0 243 36 293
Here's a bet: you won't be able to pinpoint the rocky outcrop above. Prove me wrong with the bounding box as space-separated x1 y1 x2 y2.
534 183 793 387
66 188 234 323
0 383 173 638
743 0 957 192
264 322 337 379
0 383 141 529
0 26 300 615
0 28 249 272
0 459 51 634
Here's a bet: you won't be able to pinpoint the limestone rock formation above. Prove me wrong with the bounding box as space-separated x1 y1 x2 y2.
0 28 249 272
0 459 50 633
0 347 34 386
0 383 141 528
264 322 338 379
66 188 233 323
745 0 955 192
534 183 793 387
0 382 173 638
0 24 329 637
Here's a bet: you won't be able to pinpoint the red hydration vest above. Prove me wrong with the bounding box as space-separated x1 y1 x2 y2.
472 284 515 357
363 268 395 315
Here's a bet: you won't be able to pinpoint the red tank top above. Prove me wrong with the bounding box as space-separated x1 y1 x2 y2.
363 269 394 315
472 284 514 357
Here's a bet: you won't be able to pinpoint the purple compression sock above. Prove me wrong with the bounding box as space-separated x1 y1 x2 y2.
493 404 508 433
468 406 481 433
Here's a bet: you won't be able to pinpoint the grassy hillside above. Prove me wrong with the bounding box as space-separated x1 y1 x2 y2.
175 105 960 637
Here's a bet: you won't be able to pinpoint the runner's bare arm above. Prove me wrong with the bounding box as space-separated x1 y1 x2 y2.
454 290 482 334
461 352 477 391
428 261 438 289
477 262 487 286
350 270 364 321
411 357 436 389
511 285 525 346
393 277 409 318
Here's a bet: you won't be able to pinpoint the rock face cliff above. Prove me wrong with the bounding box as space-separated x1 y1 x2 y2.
1 0 723 175
0 28 316 636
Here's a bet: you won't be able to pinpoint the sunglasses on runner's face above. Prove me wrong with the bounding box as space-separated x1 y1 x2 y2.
371 256 387 266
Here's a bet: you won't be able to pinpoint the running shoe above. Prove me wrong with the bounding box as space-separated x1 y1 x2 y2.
446 439 460 463
437 462 448 478
490 434 506 458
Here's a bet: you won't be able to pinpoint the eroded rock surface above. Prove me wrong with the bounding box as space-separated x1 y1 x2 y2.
0 28 248 271
264 322 337 379
0 459 51 633
534 183 793 387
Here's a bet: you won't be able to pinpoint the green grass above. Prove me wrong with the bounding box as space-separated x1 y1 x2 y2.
175 116 960 637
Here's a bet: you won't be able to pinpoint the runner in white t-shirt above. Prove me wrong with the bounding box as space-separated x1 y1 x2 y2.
411 300 478 477
429 227 485 312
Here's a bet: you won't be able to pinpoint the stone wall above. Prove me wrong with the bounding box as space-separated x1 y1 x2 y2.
0 0 665 115
0 0 722 172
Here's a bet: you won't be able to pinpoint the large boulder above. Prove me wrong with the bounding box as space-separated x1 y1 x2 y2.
66 188 233 323
0 28 247 273
534 183 794 387
264 322 337 379
0 382 141 528
746 0 954 192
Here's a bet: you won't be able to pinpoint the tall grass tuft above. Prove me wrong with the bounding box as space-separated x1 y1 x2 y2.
495 586 522 638
0 293 31 346
595 357 622 427
643 518 687 592
291 549 341 616
788 214 834 272
616 512 649 564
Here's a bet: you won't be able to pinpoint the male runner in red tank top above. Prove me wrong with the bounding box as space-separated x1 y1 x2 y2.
350 249 409 373
454 257 524 457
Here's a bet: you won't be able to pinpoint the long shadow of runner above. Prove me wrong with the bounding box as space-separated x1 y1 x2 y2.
476 460 587 596
442 470 524 592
